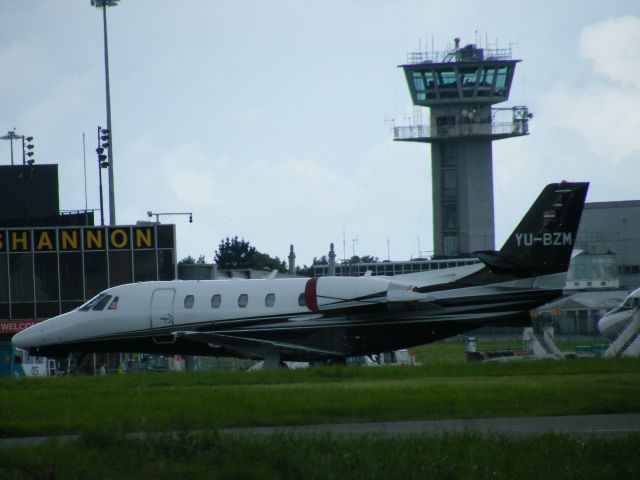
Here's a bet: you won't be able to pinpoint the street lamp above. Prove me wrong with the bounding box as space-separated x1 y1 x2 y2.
146 211 193 224
91 0 119 225
1 129 22 165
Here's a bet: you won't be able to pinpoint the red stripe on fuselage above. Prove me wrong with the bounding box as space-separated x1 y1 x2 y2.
304 277 319 313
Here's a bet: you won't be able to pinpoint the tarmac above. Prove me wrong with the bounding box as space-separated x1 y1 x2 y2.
1 413 639 447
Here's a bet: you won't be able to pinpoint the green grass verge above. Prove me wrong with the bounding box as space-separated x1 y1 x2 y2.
1 356 639 438
1 431 639 479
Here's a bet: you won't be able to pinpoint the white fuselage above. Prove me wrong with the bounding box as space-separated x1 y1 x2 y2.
13 278 313 350
12 265 563 361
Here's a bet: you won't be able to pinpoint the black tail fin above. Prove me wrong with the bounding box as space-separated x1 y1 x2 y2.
475 182 589 277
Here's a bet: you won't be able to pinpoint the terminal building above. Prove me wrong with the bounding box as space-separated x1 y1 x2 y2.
0 164 177 375
575 201 640 289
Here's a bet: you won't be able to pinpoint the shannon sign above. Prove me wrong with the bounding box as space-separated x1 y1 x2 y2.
0 226 157 252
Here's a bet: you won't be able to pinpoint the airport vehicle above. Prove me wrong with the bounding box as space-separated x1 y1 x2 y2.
13 182 588 366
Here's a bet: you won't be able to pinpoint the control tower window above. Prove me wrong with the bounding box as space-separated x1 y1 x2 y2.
424 71 435 89
443 204 458 231
459 68 478 86
494 66 509 96
412 72 425 91
480 67 495 86
412 71 436 102
444 236 459 257
436 69 457 88
443 170 457 199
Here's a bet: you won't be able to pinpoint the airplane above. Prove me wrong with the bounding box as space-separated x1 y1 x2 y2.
13 181 589 367
597 287 640 340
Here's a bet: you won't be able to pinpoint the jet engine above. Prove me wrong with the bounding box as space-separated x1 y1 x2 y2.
304 276 428 314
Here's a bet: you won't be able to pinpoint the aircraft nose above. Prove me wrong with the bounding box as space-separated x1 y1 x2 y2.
12 326 39 349
597 309 634 341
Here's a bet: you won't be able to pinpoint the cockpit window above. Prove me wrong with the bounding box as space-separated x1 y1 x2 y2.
79 293 107 311
108 297 119 310
623 297 639 308
92 295 113 311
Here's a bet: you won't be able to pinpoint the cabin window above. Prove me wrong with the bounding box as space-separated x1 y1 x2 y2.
211 294 222 308
92 295 113 311
184 295 195 309
265 293 275 307
298 293 306 307
238 294 248 308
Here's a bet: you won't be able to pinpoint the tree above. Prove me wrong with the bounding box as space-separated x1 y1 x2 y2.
341 255 379 265
178 255 196 265
178 254 206 265
214 237 286 273
312 255 329 265
295 255 330 277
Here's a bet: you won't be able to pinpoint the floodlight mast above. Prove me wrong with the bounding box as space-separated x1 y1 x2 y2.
91 0 119 225
1 130 22 166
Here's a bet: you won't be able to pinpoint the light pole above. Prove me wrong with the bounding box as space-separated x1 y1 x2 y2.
21 135 35 225
22 135 34 167
91 0 119 225
1 130 22 165
96 126 110 226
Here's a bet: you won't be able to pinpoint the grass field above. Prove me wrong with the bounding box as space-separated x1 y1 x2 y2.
1 354 638 438
1 431 639 479
1 351 639 479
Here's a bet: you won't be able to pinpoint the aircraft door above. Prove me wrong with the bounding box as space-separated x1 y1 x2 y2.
150 288 176 330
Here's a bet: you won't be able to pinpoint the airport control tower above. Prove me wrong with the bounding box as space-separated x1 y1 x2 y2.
395 38 531 257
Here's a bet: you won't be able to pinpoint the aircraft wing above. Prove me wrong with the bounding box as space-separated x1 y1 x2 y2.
174 330 345 358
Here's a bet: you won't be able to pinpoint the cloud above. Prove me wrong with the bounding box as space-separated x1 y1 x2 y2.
535 16 640 165
21 68 102 135
115 135 371 261
579 16 640 88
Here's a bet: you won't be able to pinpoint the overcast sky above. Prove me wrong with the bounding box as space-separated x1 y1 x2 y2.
1 1 638 267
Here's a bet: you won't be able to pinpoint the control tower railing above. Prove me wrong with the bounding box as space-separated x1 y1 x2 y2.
393 106 531 142
405 46 512 65
394 120 528 142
